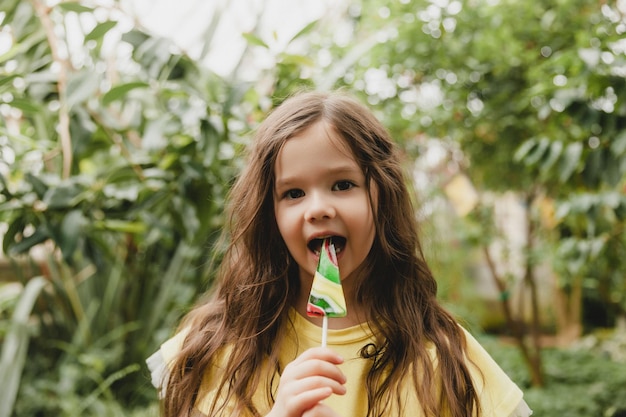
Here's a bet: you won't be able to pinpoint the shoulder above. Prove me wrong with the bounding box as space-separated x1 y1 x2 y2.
147 328 233 384
146 327 238 415
146 327 191 394
459 327 532 417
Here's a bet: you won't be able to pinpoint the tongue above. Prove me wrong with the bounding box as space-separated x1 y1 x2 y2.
309 236 346 254
329 236 346 253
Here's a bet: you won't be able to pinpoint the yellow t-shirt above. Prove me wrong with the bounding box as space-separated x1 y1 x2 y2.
157 309 525 417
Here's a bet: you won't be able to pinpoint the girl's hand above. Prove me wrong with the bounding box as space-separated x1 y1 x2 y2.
267 347 346 417
302 403 342 417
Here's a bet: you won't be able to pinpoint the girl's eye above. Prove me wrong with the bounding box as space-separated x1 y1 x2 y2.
332 180 355 191
284 189 304 200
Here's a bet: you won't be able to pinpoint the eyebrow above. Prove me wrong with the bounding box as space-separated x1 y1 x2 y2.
275 165 363 189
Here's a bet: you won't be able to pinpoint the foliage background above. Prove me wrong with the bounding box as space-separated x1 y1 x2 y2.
1 0 625 416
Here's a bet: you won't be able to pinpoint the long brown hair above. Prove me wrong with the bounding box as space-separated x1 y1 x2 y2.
163 90 480 417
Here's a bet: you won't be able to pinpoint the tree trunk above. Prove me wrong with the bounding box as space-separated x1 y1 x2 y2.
522 193 544 386
553 274 583 346
482 245 544 386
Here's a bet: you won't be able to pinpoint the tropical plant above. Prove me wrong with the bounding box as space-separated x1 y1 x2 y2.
1 0 241 414
1 0 325 413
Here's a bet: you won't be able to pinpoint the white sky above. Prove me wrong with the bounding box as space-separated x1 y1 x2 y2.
123 0 339 77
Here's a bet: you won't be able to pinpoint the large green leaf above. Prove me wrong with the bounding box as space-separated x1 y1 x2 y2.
0 277 47 417
59 210 89 261
7 227 49 255
558 142 583 182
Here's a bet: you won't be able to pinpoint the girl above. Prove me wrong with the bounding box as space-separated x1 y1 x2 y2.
147 90 532 417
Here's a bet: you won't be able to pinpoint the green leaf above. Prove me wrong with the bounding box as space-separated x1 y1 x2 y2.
0 173 10 198
56 2 94 13
610 130 626 156
104 165 141 184
0 277 47 417
2 217 25 255
75 364 140 415
602 192 621 209
93 220 146 233
279 53 315 67
102 82 149 106
59 210 88 262
200 119 219 165
242 33 269 49
121 29 149 49
43 183 83 209
25 173 48 198
524 137 550 166
0 75 18 90
0 30 47 65
602 151 622 187
8 227 49 255
5 98 42 115
555 201 570 220
288 19 319 44
513 139 536 163
588 236 605 258
571 193 595 212
558 142 582 182
84 21 118 43
540 140 563 174
583 149 603 187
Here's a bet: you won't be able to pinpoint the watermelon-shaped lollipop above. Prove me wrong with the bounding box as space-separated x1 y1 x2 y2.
307 238 346 345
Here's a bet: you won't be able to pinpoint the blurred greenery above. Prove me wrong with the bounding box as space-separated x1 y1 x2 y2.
1 0 625 415
329 0 626 388
335 0 626 327
481 334 626 417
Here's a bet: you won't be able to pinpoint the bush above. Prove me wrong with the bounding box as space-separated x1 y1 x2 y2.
480 335 626 417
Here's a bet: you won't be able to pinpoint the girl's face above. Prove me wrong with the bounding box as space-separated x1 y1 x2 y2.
273 121 377 291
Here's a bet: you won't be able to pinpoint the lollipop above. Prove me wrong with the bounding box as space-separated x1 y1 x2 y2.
307 238 346 346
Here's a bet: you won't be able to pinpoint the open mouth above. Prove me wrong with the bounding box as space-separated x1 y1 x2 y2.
307 236 346 255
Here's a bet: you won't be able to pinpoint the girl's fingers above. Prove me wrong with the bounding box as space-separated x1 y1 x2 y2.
282 348 346 384
302 402 343 417
284 387 334 416
269 347 346 417
290 347 344 366
283 359 346 385
285 375 347 397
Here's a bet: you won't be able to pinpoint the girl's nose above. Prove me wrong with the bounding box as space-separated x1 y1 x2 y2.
304 193 336 222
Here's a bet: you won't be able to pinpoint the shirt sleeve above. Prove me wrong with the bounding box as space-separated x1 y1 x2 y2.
146 329 239 416
146 328 190 396
146 348 167 394
509 398 533 417
461 328 532 417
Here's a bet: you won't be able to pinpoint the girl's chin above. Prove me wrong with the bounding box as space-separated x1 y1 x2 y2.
297 265 316 280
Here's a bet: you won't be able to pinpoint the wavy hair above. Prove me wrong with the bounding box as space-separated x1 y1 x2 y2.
163 90 480 417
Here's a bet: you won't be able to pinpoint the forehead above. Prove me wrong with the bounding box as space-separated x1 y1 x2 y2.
273 122 364 186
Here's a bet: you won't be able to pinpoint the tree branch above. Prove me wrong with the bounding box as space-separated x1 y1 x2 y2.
31 0 73 179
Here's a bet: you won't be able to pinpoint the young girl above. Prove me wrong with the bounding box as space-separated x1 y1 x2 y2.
147 90 532 417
